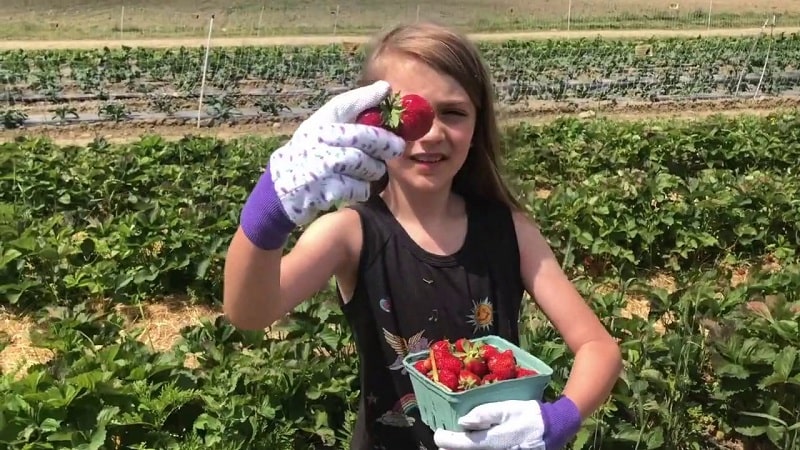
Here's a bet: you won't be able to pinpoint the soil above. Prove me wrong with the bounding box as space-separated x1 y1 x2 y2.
2 26 799 50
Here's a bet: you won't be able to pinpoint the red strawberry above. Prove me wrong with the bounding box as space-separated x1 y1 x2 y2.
435 369 459 391
356 91 434 141
481 373 499 384
414 359 432 374
487 350 517 380
477 343 500 360
434 353 464 373
463 356 488 378
516 367 538 377
454 338 471 354
430 339 451 353
458 370 482 390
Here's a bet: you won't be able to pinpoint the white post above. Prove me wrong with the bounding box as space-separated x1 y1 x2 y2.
197 15 214 128
120 6 124 39
755 15 777 98
707 0 713 29
734 17 769 96
567 0 572 31
333 5 340 35
257 4 264 36
416 4 420 22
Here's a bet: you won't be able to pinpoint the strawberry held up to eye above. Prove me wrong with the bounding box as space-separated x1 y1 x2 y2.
356 91 434 142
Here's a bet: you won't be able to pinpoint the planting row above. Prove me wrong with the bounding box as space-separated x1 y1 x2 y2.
505 112 800 181
2 253 798 449
3 111 800 450
3 111 800 307
2 32 799 106
5 88 800 131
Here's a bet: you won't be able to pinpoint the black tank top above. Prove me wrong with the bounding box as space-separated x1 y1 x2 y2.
338 194 526 450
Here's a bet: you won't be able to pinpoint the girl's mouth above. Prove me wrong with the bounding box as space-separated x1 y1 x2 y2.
409 153 446 164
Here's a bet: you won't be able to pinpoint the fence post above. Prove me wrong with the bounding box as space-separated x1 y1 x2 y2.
333 5 340 35
567 0 572 31
197 15 215 128
257 4 264 36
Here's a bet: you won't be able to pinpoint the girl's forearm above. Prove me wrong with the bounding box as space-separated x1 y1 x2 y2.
561 338 623 419
223 227 284 330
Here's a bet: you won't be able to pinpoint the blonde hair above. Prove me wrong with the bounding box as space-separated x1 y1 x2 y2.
357 21 522 210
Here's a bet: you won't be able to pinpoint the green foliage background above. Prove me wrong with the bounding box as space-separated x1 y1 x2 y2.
1 111 799 449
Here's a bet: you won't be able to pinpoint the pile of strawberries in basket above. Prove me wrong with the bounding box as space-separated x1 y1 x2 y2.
413 338 539 392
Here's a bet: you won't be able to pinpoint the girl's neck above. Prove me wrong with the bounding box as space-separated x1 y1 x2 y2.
379 181 463 227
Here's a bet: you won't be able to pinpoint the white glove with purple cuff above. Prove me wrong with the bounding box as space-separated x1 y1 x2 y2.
434 396 583 450
239 80 406 249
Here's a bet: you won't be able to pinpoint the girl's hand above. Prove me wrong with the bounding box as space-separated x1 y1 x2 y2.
433 397 582 450
239 80 406 250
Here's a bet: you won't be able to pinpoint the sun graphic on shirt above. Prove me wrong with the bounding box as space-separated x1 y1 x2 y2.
466 297 494 332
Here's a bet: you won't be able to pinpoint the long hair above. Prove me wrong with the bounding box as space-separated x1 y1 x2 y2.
356 21 522 210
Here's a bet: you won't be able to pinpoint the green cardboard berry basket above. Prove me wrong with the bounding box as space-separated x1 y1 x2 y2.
401 335 554 432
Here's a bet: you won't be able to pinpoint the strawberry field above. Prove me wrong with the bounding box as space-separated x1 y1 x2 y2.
2 108 800 449
2 32 800 130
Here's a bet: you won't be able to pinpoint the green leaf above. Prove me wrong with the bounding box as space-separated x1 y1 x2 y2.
317 327 340 350
646 426 665 449
740 411 788 427
715 362 749 379
40 418 61 432
0 248 22 266
773 346 797 380
195 258 211 278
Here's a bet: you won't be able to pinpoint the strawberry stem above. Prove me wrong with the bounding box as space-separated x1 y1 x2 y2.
379 91 404 130
430 352 439 383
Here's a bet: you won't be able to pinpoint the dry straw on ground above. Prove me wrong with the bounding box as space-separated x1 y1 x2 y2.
0 297 219 377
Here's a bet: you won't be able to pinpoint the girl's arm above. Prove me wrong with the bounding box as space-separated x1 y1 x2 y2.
223 208 361 330
432 209 623 450
512 210 623 418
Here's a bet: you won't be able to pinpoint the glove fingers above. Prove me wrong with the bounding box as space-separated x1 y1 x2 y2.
433 429 495 450
457 406 507 430
316 123 407 161
329 146 387 182
308 80 392 124
284 175 370 226
318 174 372 204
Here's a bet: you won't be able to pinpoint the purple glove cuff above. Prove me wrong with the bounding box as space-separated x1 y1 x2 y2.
540 396 583 450
240 164 296 250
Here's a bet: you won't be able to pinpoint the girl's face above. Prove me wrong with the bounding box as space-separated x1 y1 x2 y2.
375 54 476 195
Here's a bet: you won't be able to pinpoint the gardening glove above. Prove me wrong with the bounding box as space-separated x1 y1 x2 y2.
239 80 406 250
433 396 582 450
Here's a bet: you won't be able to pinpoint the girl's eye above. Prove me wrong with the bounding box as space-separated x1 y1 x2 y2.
443 110 466 116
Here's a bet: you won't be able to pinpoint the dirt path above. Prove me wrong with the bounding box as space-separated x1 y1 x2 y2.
3 26 797 50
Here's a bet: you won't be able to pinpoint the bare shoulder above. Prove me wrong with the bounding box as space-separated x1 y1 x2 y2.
508 207 567 283
509 208 548 251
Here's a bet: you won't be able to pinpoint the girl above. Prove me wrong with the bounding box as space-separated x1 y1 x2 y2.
223 21 622 450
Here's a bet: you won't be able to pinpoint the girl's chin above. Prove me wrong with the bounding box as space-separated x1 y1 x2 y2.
385 174 454 195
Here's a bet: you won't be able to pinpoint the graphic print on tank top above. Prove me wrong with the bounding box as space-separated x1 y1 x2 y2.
339 195 525 450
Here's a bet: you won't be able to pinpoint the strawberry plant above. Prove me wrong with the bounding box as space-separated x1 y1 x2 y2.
703 265 800 449
2 110 800 449
2 33 799 123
